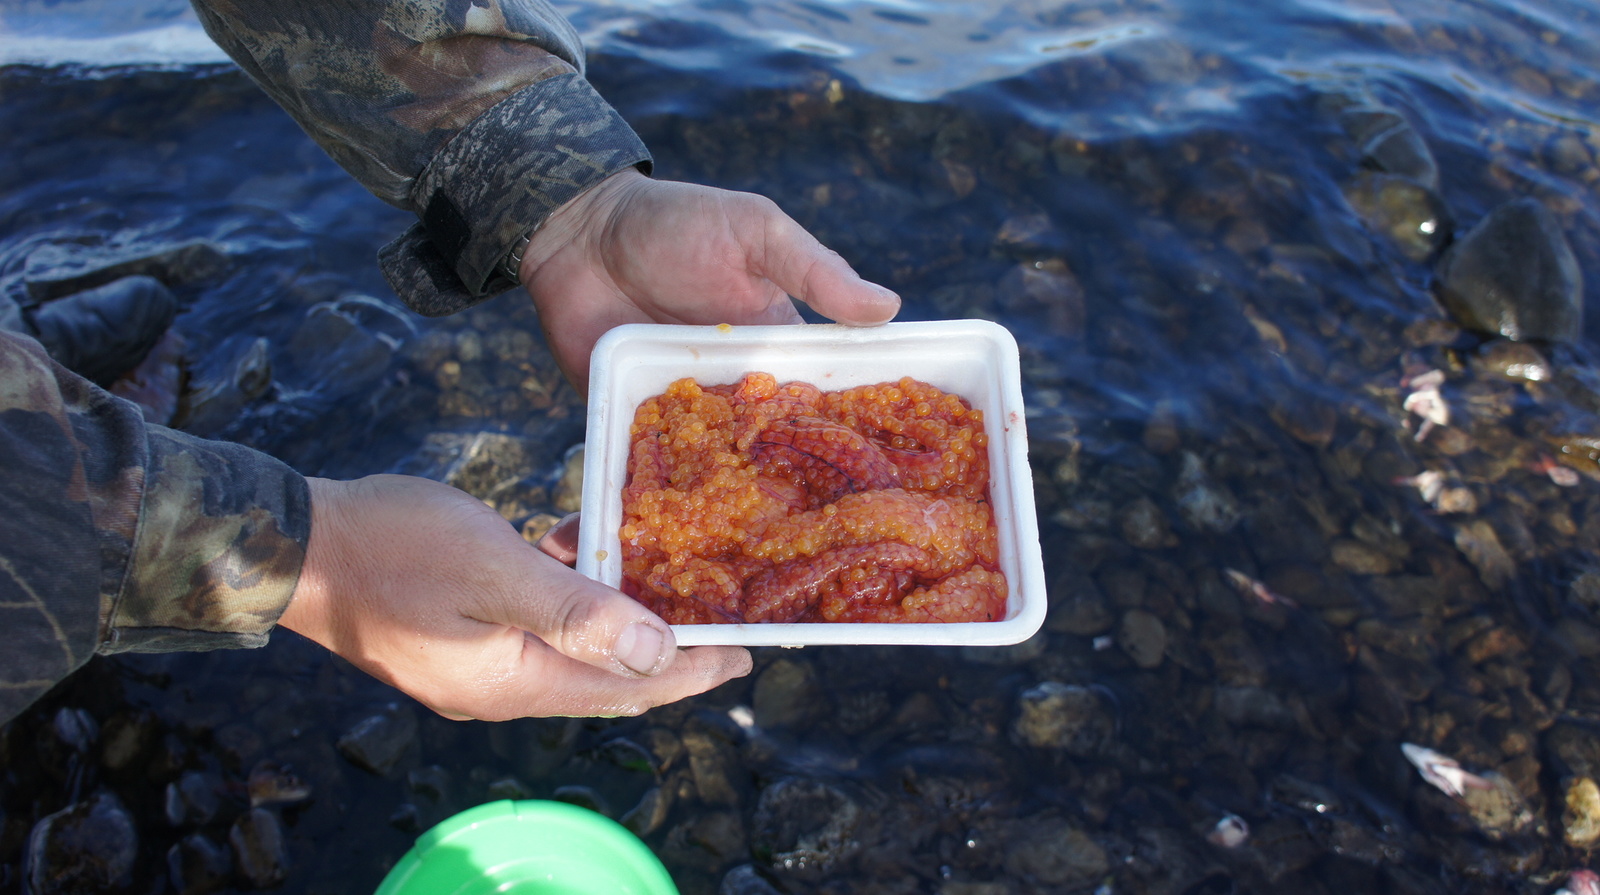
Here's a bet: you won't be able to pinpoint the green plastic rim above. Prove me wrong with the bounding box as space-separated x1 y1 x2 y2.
374 799 678 895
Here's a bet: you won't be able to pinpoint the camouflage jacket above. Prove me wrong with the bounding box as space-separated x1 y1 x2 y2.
0 331 309 723
2 0 651 723
191 0 653 316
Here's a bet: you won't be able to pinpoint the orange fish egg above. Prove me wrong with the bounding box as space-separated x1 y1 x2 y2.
620 373 1006 624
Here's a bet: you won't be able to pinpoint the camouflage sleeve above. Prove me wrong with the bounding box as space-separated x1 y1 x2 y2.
190 0 653 317
0 332 310 724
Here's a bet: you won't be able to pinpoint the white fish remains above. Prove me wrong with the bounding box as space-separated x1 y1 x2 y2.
1401 743 1492 798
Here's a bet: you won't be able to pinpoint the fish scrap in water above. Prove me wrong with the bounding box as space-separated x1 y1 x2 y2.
1401 368 1449 442
1206 813 1250 848
1556 869 1600 895
1401 743 1494 798
1223 568 1297 608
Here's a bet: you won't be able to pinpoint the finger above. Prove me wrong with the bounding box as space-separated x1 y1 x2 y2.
753 211 900 325
535 512 582 566
509 640 754 718
495 556 683 677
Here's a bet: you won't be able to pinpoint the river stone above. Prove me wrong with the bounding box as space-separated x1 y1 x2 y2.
752 659 825 729
402 431 533 502
1118 609 1168 668
167 833 232 895
1046 572 1114 635
1119 497 1177 549
178 336 274 434
336 703 419 776
25 790 138 894
1436 198 1583 342
229 808 288 888
1002 816 1108 886
682 719 742 807
286 302 396 393
1173 451 1241 534
1012 682 1114 755
1460 772 1536 841
1343 171 1451 262
165 769 225 828
22 237 228 301
751 777 867 877
554 444 585 513
1213 685 1295 729
1454 520 1516 589
721 864 784 895
1362 123 1440 191
1563 777 1600 848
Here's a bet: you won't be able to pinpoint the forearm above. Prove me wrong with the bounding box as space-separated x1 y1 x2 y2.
191 0 652 314
0 332 309 724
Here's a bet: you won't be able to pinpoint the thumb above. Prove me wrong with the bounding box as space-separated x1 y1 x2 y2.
755 213 901 325
505 558 680 677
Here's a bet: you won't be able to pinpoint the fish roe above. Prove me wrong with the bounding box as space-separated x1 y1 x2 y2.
620 372 1006 624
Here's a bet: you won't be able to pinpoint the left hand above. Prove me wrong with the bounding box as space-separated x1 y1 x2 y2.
279 476 751 721
519 169 901 391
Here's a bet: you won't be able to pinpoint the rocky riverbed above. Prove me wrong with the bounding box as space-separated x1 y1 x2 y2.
4 0 1600 892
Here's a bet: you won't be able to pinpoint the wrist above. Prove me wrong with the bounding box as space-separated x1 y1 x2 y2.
517 167 651 285
278 477 347 645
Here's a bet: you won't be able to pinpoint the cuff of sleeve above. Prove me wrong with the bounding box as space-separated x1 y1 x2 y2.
100 427 311 654
378 72 653 317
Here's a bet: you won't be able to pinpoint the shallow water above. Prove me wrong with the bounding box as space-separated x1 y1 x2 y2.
2 0 1600 893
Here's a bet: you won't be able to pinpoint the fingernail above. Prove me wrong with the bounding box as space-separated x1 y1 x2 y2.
615 622 667 675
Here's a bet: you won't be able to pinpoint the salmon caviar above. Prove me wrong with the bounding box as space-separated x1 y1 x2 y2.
620 372 1006 624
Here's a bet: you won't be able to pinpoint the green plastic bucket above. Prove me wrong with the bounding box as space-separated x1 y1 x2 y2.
374 800 678 895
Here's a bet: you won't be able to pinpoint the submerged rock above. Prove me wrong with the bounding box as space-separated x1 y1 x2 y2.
25 791 138 894
1564 777 1600 848
751 777 869 878
1012 681 1115 755
1341 104 1441 190
22 237 228 302
167 833 232 895
229 808 288 888
1436 198 1583 342
336 703 419 776
177 336 272 433
1344 171 1451 262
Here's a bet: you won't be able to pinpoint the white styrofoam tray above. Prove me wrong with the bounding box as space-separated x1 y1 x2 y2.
578 320 1045 647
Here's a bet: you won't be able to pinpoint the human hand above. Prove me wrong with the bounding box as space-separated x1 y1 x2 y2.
278 475 751 720
520 168 901 390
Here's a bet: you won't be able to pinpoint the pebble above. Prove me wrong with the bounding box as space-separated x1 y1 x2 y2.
286 302 397 394
1001 816 1108 886
1565 777 1600 848
752 658 825 729
1117 609 1169 669
720 864 785 895
1343 171 1451 262
554 445 585 513
1118 497 1178 549
229 807 289 888
166 833 232 895
1454 520 1518 589
335 703 418 777
750 777 867 877
1172 451 1242 533
178 336 272 433
1460 771 1537 841
165 769 224 827
24 791 138 894
1331 538 1399 575
1011 682 1115 754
